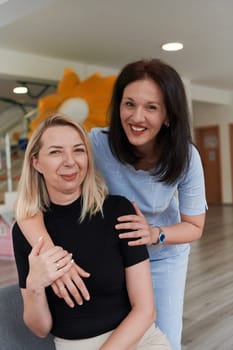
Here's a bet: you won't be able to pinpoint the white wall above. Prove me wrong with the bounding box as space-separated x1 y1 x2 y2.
0 48 118 82
1 47 233 204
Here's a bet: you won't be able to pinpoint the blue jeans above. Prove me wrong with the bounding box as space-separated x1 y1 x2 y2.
150 244 190 350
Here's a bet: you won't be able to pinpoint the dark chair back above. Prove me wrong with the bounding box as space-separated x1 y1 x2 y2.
0 284 55 350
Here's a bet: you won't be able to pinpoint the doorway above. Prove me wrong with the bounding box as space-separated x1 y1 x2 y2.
195 126 222 204
229 124 233 203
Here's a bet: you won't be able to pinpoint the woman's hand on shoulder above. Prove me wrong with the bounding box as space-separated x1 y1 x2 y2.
115 201 158 246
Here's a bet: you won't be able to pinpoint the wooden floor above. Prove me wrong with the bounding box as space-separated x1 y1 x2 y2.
182 205 233 350
0 205 233 349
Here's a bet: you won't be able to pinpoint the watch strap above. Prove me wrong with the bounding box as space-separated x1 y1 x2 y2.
153 226 166 245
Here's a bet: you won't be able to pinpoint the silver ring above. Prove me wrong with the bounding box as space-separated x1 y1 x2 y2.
59 286 65 291
56 262 60 270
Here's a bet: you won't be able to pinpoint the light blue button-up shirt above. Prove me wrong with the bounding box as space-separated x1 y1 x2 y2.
90 127 207 260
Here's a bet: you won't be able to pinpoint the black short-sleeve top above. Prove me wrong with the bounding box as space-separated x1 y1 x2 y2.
12 195 149 339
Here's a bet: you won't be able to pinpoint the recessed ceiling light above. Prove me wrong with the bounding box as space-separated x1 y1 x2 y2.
161 42 184 52
13 86 28 94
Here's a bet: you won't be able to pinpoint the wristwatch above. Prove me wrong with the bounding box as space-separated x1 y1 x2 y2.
154 226 166 245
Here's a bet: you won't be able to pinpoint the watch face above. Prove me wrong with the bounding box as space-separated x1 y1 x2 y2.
159 232 166 243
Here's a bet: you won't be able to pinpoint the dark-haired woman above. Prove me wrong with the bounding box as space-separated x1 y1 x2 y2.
89 59 207 350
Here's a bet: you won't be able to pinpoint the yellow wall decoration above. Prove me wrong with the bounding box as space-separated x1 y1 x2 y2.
29 68 116 135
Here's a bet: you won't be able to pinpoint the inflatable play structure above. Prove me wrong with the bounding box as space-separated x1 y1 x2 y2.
29 68 116 136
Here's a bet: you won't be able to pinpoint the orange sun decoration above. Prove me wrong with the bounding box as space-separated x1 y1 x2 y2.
29 68 116 136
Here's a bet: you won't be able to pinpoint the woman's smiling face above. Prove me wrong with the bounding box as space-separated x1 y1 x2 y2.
120 78 168 155
32 125 88 204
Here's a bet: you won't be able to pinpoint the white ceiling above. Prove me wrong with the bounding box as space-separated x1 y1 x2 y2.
0 0 233 104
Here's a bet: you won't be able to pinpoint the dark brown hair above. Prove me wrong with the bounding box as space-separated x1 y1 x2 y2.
108 58 192 184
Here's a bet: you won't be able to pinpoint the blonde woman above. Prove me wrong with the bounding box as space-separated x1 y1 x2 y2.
13 114 171 350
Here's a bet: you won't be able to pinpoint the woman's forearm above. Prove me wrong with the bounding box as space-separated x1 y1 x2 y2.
22 287 52 338
100 306 155 350
18 213 54 249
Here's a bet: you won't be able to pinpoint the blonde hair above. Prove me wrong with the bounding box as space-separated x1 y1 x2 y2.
16 114 108 221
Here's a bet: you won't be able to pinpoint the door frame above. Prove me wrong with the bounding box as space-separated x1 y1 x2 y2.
229 124 233 203
195 125 222 204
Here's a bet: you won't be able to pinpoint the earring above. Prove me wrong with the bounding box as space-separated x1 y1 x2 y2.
164 122 170 128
